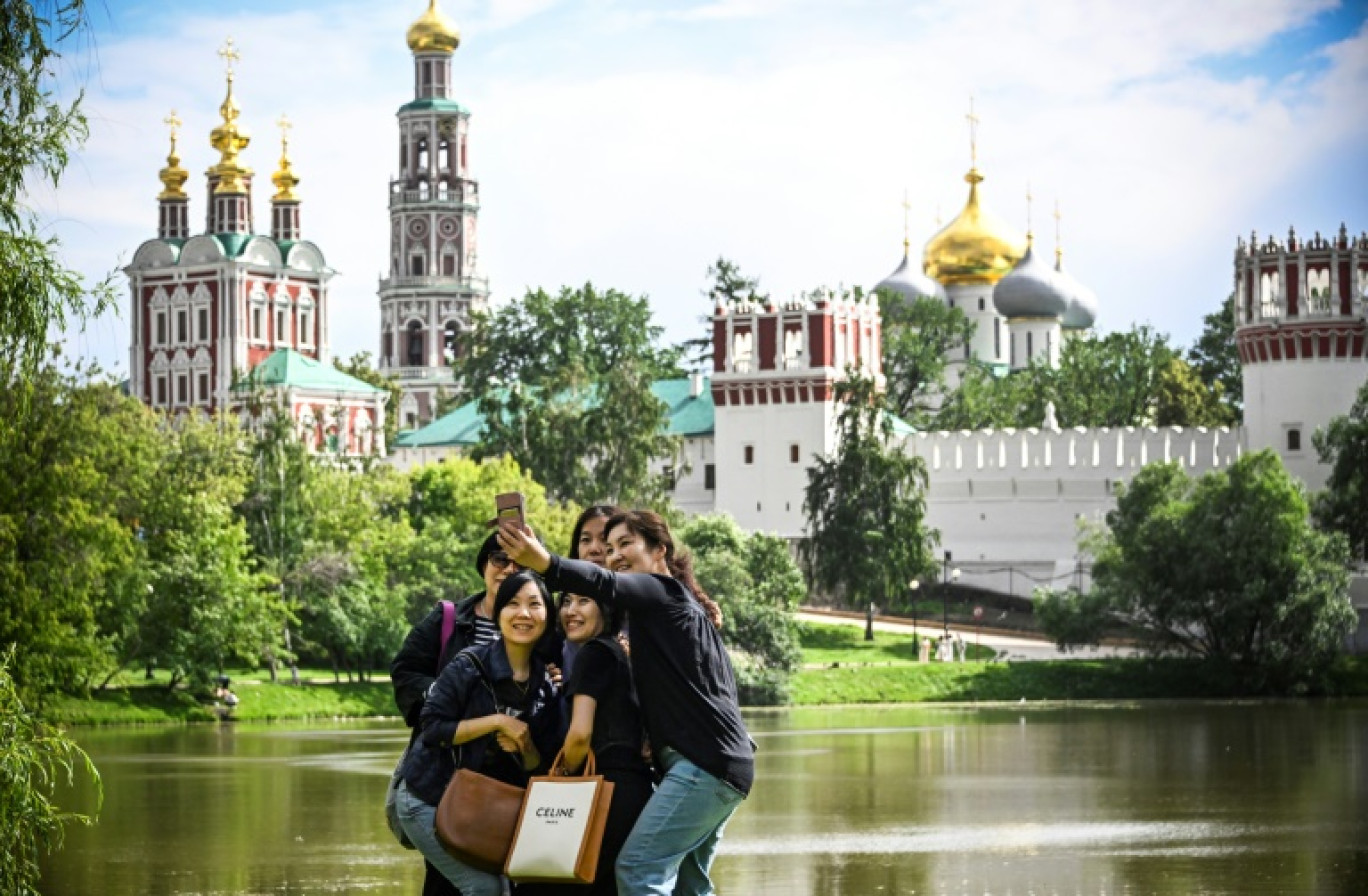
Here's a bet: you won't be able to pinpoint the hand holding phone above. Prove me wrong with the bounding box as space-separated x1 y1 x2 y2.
494 491 526 529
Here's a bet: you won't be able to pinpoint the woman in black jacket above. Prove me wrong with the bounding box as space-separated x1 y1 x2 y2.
499 510 754 896
394 570 562 896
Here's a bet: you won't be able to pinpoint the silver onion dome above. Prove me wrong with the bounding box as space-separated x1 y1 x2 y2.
1055 260 1098 329
992 245 1069 319
874 250 947 303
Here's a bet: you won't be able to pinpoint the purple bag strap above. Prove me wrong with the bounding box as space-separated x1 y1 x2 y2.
437 600 456 672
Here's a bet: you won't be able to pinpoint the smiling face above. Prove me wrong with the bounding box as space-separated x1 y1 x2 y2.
559 593 605 644
605 522 668 575
498 580 548 646
576 515 610 567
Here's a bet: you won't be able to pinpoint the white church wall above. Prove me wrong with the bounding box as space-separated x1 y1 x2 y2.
668 435 716 516
714 399 835 538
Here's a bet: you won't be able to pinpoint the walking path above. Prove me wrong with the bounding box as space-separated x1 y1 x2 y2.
796 607 1140 661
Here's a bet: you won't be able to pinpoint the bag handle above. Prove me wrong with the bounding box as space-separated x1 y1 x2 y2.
548 748 597 778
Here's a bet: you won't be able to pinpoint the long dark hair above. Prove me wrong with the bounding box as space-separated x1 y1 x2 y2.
604 510 722 630
568 504 619 560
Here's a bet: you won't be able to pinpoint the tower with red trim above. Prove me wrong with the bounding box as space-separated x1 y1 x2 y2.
1235 224 1368 489
378 0 488 429
710 289 883 534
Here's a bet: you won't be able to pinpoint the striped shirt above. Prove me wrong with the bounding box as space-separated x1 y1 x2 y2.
471 614 499 647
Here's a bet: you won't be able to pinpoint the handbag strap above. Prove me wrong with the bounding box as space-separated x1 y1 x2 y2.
436 600 456 671
547 747 597 777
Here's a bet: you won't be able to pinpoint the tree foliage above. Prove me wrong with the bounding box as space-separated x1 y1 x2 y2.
682 257 766 370
803 372 938 611
0 647 102 896
1153 357 1237 428
1038 451 1356 692
679 514 804 704
1312 378 1368 561
0 0 113 394
877 288 975 427
1187 293 1242 419
455 284 683 505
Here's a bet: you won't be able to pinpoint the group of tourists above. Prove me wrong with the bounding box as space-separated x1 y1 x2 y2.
389 505 755 896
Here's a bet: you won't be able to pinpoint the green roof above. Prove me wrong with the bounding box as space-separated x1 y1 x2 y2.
398 98 469 116
214 232 253 258
232 349 386 395
396 376 715 449
886 412 917 437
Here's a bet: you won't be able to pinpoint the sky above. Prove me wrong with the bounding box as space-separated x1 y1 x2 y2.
35 0 1368 377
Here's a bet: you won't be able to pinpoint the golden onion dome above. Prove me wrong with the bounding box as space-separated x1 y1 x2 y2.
158 110 189 200
407 0 460 54
271 115 300 202
923 168 1028 286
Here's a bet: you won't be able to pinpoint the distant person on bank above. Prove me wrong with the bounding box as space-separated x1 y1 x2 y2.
394 570 563 896
499 510 754 896
389 531 523 896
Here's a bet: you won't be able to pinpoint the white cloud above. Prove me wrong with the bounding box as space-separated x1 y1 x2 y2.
39 0 1368 375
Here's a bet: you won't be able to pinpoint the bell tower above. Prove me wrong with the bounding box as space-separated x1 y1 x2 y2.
378 0 489 428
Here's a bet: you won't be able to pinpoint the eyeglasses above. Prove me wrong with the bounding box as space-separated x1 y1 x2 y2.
487 551 520 571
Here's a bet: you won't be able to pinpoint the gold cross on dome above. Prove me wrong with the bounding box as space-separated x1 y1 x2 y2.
1025 181 1033 234
277 114 292 149
901 189 911 248
164 109 182 138
218 37 240 77
966 96 979 167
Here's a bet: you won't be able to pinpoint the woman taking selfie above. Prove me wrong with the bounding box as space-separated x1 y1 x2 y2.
394 570 562 896
499 510 754 896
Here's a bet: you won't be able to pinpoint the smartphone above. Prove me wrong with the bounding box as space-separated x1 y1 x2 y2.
494 491 525 529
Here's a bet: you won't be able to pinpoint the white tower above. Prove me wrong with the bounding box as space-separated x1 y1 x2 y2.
1235 224 1368 490
378 0 489 428
709 290 883 537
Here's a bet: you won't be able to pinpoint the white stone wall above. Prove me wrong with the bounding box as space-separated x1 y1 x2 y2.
713 399 837 537
670 435 715 516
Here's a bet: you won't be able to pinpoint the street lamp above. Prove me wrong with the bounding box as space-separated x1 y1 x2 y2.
908 579 920 637
941 550 960 634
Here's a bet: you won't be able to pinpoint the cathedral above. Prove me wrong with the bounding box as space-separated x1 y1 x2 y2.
124 39 386 456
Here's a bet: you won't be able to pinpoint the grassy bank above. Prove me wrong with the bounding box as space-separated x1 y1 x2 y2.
44 624 1368 725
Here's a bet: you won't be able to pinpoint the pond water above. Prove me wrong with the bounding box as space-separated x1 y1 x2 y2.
42 701 1368 895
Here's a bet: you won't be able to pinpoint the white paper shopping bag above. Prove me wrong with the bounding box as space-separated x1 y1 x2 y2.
505 751 615 883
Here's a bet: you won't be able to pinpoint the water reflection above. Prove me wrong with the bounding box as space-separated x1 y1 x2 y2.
42 702 1368 895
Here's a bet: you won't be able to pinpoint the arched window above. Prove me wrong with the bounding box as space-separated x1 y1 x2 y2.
406 321 424 367
1259 271 1281 319
439 139 450 171
732 331 753 373
418 180 430 201
416 138 429 172
444 322 461 365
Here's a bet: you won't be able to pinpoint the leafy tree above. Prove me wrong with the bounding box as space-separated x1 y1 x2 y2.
0 363 151 705
679 514 803 704
403 454 579 618
803 372 938 611
877 289 975 426
1 0 113 396
1038 451 1355 692
332 352 402 450
1312 379 1368 561
1153 357 1237 428
1 647 101 896
454 283 683 505
1187 293 1242 419
1044 325 1177 427
932 361 1038 431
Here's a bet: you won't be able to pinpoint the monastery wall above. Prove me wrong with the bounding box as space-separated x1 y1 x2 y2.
895 425 1245 596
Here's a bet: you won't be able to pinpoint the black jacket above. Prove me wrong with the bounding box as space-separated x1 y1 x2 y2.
390 592 486 728
544 556 755 795
400 640 563 806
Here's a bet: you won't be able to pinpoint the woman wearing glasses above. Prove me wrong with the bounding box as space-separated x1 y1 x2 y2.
389 531 523 896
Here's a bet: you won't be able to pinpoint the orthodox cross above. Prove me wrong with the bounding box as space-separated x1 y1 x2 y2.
966 96 979 168
277 114 292 152
218 37 240 78
902 189 911 251
164 109 182 149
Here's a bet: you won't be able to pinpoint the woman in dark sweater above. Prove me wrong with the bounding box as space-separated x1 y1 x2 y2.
499 510 754 896
394 571 562 896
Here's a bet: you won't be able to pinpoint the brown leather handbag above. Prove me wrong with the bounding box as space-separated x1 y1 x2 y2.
434 767 526 874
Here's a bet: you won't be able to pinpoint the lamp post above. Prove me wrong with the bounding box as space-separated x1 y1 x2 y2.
908 579 920 637
941 550 960 635
865 600 875 642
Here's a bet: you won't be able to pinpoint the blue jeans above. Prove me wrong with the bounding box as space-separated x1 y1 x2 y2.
615 747 745 896
395 779 505 896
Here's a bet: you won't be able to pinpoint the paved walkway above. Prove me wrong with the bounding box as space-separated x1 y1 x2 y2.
796 608 1140 661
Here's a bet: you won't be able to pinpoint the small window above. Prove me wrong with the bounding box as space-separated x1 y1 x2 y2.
197 308 209 342
300 311 312 345
253 308 263 340
410 255 425 276
155 376 167 406
790 444 800 463
176 375 188 405
744 445 754 465
276 310 287 342
704 464 715 490
155 312 167 346
198 373 210 404
978 297 985 311
1287 428 1302 452
176 311 188 343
